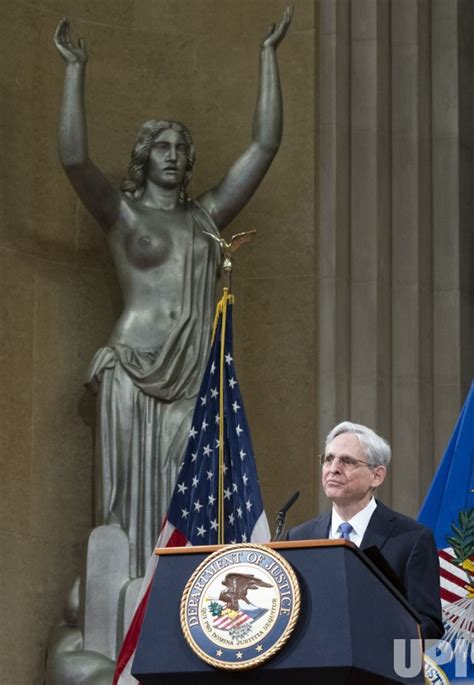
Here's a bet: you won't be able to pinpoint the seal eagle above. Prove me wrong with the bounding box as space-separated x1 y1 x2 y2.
219 573 272 611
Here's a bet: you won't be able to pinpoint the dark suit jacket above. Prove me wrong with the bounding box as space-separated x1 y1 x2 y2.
287 500 444 639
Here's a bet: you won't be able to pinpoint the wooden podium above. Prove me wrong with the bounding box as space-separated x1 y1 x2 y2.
132 540 425 684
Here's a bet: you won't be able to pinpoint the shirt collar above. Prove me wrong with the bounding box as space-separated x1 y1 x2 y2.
330 497 377 542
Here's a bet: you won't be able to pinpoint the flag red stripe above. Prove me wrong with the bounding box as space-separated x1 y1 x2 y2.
227 615 250 628
440 566 469 590
440 586 466 604
438 549 458 563
165 528 188 548
113 580 153 684
214 612 252 629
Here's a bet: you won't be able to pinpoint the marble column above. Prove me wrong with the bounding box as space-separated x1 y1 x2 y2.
318 0 473 515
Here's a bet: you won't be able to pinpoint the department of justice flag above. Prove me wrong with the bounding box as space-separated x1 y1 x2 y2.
419 382 474 682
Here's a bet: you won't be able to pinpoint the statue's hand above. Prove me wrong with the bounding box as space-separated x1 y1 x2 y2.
262 5 293 50
54 17 88 65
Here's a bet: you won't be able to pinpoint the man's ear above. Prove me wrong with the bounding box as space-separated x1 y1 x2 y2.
372 465 387 488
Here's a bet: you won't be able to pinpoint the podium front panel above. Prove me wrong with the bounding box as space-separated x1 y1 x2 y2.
132 544 424 684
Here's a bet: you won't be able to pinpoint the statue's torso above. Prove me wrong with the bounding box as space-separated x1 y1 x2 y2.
106 198 213 350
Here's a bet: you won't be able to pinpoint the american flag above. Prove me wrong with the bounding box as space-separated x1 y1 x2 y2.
213 609 254 630
114 291 270 684
211 605 267 631
418 381 474 681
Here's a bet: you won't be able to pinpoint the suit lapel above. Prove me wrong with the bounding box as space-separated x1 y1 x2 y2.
311 511 331 539
360 500 397 551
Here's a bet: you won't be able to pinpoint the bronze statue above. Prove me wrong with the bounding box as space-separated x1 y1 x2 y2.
54 9 292 578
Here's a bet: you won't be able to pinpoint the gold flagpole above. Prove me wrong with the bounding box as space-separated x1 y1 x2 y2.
207 229 256 545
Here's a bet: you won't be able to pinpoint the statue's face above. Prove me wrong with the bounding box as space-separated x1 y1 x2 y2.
147 129 188 189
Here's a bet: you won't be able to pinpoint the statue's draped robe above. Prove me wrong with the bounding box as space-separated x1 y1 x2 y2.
86 203 220 577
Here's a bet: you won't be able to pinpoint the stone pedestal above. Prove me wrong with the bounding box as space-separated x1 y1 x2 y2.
45 526 144 685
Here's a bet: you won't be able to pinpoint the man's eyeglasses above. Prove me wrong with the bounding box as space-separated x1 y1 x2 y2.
318 453 374 470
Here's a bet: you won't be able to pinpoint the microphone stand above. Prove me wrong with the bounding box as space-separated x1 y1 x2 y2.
273 491 300 541
274 510 287 542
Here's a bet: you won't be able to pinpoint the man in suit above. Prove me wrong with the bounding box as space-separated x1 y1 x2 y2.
287 421 444 640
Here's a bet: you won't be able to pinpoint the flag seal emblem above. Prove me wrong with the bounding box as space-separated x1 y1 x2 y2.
180 543 300 670
439 508 474 646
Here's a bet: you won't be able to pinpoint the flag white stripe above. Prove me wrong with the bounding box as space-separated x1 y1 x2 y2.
440 576 469 598
440 570 469 593
439 555 470 583
250 511 271 543
156 520 175 549
117 662 138 685
215 612 252 629
440 547 455 558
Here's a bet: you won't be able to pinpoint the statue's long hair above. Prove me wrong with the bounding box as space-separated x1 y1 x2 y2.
121 120 195 202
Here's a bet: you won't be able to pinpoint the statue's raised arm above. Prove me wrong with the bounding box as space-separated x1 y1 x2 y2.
197 6 293 230
54 18 120 230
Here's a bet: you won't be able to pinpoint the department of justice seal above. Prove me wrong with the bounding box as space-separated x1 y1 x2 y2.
424 654 449 684
180 544 300 670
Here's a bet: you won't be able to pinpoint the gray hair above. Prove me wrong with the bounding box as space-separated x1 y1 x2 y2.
325 421 392 467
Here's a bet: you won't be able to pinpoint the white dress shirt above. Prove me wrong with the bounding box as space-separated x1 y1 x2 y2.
329 497 377 547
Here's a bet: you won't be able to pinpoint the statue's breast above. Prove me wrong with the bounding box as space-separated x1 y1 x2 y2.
125 229 171 269
114 205 211 276
123 211 176 270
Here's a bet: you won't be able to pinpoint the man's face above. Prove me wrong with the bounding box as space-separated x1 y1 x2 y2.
147 129 188 189
321 432 386 509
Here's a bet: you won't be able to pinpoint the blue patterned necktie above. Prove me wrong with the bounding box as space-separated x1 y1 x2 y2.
338 521 353 541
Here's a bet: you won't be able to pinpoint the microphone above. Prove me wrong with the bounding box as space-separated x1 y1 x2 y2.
279 490 300 515
273 490 300 541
